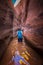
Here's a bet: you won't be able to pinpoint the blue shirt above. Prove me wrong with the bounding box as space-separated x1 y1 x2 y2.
12 55 24 65
17 30 23 39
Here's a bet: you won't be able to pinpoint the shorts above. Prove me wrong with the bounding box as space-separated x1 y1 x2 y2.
18 38 23 42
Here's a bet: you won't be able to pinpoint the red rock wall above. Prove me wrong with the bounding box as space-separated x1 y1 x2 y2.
10 0 43 50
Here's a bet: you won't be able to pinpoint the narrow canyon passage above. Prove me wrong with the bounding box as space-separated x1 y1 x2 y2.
0 37 42 65
0 0 43 65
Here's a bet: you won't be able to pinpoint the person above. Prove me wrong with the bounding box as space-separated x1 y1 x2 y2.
8 51 20 65
17 29 23 42
12 50 21 65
